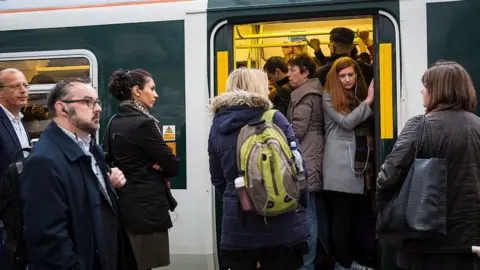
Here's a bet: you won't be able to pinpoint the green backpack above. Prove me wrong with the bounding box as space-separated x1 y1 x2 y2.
236 109 301 217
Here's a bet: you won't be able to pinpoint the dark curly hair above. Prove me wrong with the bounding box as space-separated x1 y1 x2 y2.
108 69 152 102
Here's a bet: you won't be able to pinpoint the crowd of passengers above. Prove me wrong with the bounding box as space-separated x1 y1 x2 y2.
0 26 478 270
208 27 480 270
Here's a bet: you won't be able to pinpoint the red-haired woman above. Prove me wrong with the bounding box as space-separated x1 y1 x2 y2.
322 57 375 270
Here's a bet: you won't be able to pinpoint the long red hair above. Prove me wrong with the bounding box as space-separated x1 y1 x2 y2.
324 57 368 114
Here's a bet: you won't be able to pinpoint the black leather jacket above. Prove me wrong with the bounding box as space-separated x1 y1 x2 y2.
377 110 480 254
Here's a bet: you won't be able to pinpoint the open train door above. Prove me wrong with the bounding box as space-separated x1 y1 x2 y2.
208 19 234 270
374 10 402 270
208 6 403 270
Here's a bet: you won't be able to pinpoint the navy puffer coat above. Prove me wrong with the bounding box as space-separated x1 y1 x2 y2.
208 90 309 250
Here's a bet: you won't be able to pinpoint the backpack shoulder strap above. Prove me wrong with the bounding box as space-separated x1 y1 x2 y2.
261 109 277 123
13 147 32 160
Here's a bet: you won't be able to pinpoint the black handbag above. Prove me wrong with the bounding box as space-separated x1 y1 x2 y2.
376 115 448 240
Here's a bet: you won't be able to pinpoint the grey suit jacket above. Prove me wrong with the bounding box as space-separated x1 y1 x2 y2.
322 92 373 194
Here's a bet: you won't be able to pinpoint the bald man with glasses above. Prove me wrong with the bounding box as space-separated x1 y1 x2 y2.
0 68 31 270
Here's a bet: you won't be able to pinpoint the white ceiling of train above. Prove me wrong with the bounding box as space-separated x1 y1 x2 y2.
0 0 201 11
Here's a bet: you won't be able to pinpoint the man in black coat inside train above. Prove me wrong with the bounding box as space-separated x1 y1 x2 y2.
19 77 137 270
314 27 373 86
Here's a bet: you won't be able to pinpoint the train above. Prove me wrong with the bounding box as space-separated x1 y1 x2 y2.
0 0 478 269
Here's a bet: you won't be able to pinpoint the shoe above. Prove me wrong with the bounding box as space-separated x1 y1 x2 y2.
350 261 374 270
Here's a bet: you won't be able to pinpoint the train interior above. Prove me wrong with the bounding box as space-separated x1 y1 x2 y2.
228 16 379 269
233 16 372 70
0 58 90 139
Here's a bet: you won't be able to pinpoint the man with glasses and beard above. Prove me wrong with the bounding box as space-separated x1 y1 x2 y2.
19 78 137 270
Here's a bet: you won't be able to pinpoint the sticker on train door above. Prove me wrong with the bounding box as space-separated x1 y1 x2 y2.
162 125 176 141
166 142 177 155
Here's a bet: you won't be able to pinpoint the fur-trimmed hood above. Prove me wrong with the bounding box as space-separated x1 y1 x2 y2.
210 91 272 135
210 90 272 114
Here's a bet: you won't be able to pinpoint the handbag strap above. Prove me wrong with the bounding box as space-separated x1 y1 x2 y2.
101 114 116 154
424 115 434 157
414 115 432 158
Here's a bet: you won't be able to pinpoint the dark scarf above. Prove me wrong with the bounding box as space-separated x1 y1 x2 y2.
119 100 161 133
119 100 156 119
268 76 291 102
346 90 375 193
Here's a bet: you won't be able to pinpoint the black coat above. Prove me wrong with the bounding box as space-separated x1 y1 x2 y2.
20 121 137 270
108 105 179 234
377 110 480 254
0 107 30 177
270 76 293 118
0 105 31 269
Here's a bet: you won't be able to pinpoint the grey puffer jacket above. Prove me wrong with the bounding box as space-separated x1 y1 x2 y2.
287 78 324 192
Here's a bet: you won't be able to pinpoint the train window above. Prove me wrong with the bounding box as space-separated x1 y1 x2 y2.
0 50 98 140
0 57 90 85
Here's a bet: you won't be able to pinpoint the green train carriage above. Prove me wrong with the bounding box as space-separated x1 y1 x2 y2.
0 0 478 269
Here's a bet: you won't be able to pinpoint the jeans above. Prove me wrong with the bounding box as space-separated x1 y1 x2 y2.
301 192 318 270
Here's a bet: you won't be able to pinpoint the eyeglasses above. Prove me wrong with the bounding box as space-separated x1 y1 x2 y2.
0 83 30 90
61 98 102 109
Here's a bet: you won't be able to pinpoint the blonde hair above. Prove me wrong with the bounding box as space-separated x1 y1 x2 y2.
226 68 269 97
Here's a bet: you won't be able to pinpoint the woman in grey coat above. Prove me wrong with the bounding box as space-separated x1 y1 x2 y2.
322 57 374 270
286 53 325 270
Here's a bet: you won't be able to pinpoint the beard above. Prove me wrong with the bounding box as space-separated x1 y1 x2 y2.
68 107 100 135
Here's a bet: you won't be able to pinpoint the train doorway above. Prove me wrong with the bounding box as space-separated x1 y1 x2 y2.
209 10 400 270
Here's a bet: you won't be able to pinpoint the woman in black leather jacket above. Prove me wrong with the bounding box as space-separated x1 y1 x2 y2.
107 69 179 270
376 61 480 270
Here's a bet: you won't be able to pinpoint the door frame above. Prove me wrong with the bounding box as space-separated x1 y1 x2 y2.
207 9 402 270
378 10 402 134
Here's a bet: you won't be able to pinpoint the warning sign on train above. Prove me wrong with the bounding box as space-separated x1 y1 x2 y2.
162 125 176 141
166 142 177 156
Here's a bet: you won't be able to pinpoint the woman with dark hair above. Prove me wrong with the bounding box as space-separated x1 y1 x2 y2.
377 61 480 270
107 69 179 270
322 57 374 270
286 53 325 270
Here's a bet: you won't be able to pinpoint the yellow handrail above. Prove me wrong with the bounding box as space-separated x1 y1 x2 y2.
36 65 89 71
235 39 361 49
236 42 308 49
235 29 372 40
